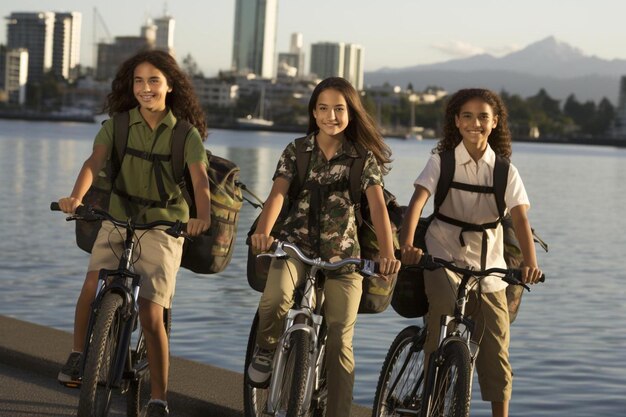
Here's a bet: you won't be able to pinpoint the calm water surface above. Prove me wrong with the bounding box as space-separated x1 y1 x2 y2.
1 119 625 416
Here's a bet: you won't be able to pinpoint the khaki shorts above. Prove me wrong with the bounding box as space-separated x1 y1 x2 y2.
88 221 184 308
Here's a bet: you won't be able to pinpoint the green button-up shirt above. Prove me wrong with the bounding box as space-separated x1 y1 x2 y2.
94 107 208 223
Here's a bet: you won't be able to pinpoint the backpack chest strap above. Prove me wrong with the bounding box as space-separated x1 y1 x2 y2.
124 147 173 204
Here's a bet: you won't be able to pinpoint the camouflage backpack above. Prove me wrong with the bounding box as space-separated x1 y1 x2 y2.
246 136 402 314
76 111 243 274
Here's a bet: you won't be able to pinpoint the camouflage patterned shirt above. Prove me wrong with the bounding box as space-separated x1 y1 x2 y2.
273 133 384 267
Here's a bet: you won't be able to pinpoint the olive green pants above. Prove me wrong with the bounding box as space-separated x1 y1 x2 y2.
256 256 362 417
424 268 513 402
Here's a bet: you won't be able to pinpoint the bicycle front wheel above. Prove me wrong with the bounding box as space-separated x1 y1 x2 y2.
78 293 124 417
243 312 270 417
282 329 311 417
372 325 426 417
422 340 471 417
126 308 172 417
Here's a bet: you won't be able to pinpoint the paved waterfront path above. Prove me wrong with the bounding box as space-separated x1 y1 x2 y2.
0 315 371 417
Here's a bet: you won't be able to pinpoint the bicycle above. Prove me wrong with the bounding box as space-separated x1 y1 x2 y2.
243 240 379 417
372 255 545 417
51 202 185 417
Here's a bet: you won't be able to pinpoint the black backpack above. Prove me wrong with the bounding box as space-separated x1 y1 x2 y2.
246 135 402 314
391 149 547 320
76 111 243 274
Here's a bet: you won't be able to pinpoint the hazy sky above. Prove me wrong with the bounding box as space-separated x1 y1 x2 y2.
1 0 624 76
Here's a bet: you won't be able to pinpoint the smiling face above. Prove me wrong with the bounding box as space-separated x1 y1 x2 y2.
454 98 498 151
312 88 350 140
133 61 172 113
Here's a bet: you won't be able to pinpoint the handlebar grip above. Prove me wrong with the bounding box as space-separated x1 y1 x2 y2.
539 274 546 283
50 202 61 211
268 240 279 253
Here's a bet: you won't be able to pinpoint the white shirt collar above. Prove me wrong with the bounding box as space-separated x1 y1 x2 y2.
454 141 496 168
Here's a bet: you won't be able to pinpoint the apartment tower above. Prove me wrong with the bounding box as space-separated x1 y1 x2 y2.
232 0 278 78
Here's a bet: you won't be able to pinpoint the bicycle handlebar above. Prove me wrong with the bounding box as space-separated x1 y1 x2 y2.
50 202 186 238
405 254 545 290
263 240 380 276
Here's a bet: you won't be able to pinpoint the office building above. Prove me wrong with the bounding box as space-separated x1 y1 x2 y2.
612 75 626 138
6 12 55 83
310 42 364 90
232 0 278 78
154 14 175 55
96 36 152 80
5 48 29 105
52 12 81 81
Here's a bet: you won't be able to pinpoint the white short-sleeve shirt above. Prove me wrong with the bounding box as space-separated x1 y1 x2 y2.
415 142 530 292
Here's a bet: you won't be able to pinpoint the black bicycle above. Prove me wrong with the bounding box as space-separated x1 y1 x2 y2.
372 255 544 417
243 240 379 417
51 202 185 417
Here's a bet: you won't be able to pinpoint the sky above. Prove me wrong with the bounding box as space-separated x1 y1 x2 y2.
1 0 625 77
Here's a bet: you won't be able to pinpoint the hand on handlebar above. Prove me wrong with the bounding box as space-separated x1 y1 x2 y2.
520 265 543 285
377 256 401 278
187 218 210 237
57 197 82 214
251 233 275 254
400 244 424 266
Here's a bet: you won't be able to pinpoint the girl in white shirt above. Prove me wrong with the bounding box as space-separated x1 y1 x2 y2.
400 88 542 417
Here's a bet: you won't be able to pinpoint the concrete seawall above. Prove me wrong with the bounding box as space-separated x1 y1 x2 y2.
0 315 371 416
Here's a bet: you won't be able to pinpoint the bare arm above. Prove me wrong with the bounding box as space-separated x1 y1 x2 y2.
510 204 542 284
365 185 401 276
58 144 108 213
186 161 211 236
399 185 430 264
251 176 290 252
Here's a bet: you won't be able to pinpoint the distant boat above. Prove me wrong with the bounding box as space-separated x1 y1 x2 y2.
237 85 273 128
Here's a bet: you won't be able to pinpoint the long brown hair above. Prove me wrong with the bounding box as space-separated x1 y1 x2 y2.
436 88 512 159
103 50 208 139
307 77 392 174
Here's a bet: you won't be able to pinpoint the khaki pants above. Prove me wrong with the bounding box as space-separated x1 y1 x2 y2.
423 268 512 402
256 257 362 417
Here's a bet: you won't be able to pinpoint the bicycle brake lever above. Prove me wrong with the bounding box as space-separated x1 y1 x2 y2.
257 245 288 259
360 259 378 276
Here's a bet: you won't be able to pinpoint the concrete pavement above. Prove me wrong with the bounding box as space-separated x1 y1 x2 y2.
0 315 372 416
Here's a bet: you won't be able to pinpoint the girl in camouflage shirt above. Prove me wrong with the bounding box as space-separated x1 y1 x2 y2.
247 77 401 417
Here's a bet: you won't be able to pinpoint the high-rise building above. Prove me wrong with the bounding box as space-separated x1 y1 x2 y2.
52 12 81 81
612 75 626 138
310 42 364 90
6 12 55 83
5 48 29 105
154 14 175 55
232 0 278 78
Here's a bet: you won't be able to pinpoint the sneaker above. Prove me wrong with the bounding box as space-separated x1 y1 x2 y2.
247 346 275 387
57 351 82 388
143 401 169 417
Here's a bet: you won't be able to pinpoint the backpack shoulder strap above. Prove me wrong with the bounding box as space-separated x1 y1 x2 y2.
349 141 368 225
434 149 455 210
290 136 312 200
170 119 194 207
110 112 130 181
493 155 510 218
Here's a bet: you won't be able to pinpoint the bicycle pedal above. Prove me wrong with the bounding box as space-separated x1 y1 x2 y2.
59 380 81 389
395 408 419 416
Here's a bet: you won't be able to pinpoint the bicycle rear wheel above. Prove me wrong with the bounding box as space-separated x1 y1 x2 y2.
243 312 270 417
372 325 426 417
421 341 471 417
78 293 124 417
126 308 172 417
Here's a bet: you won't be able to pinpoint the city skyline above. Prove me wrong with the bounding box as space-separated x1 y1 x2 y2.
1 0 625 77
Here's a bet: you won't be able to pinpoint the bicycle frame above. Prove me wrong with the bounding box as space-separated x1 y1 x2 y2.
266 261 325 415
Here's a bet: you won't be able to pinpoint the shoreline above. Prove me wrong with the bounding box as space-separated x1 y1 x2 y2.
1 113 625 148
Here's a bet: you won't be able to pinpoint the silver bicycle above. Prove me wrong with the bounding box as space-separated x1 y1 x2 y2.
243 240 378 417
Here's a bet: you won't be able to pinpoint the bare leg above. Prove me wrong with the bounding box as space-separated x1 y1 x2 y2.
73 271 100 352
139 298 169 401
492 400 509 417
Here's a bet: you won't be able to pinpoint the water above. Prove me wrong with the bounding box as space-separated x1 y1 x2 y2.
1 119 625 416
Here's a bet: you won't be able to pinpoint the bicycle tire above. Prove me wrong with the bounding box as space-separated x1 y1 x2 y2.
421 341 471 417
126 308 172 417
311 322 328 417
372 325 426 417
285 329 311 417
243 312 270 417
78 293 124 417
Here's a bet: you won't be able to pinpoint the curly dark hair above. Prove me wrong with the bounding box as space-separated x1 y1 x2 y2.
436 88 512 160
307 77 392 175
103 49 208 140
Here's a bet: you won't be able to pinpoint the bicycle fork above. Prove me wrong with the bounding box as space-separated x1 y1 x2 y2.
266 308 323 415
